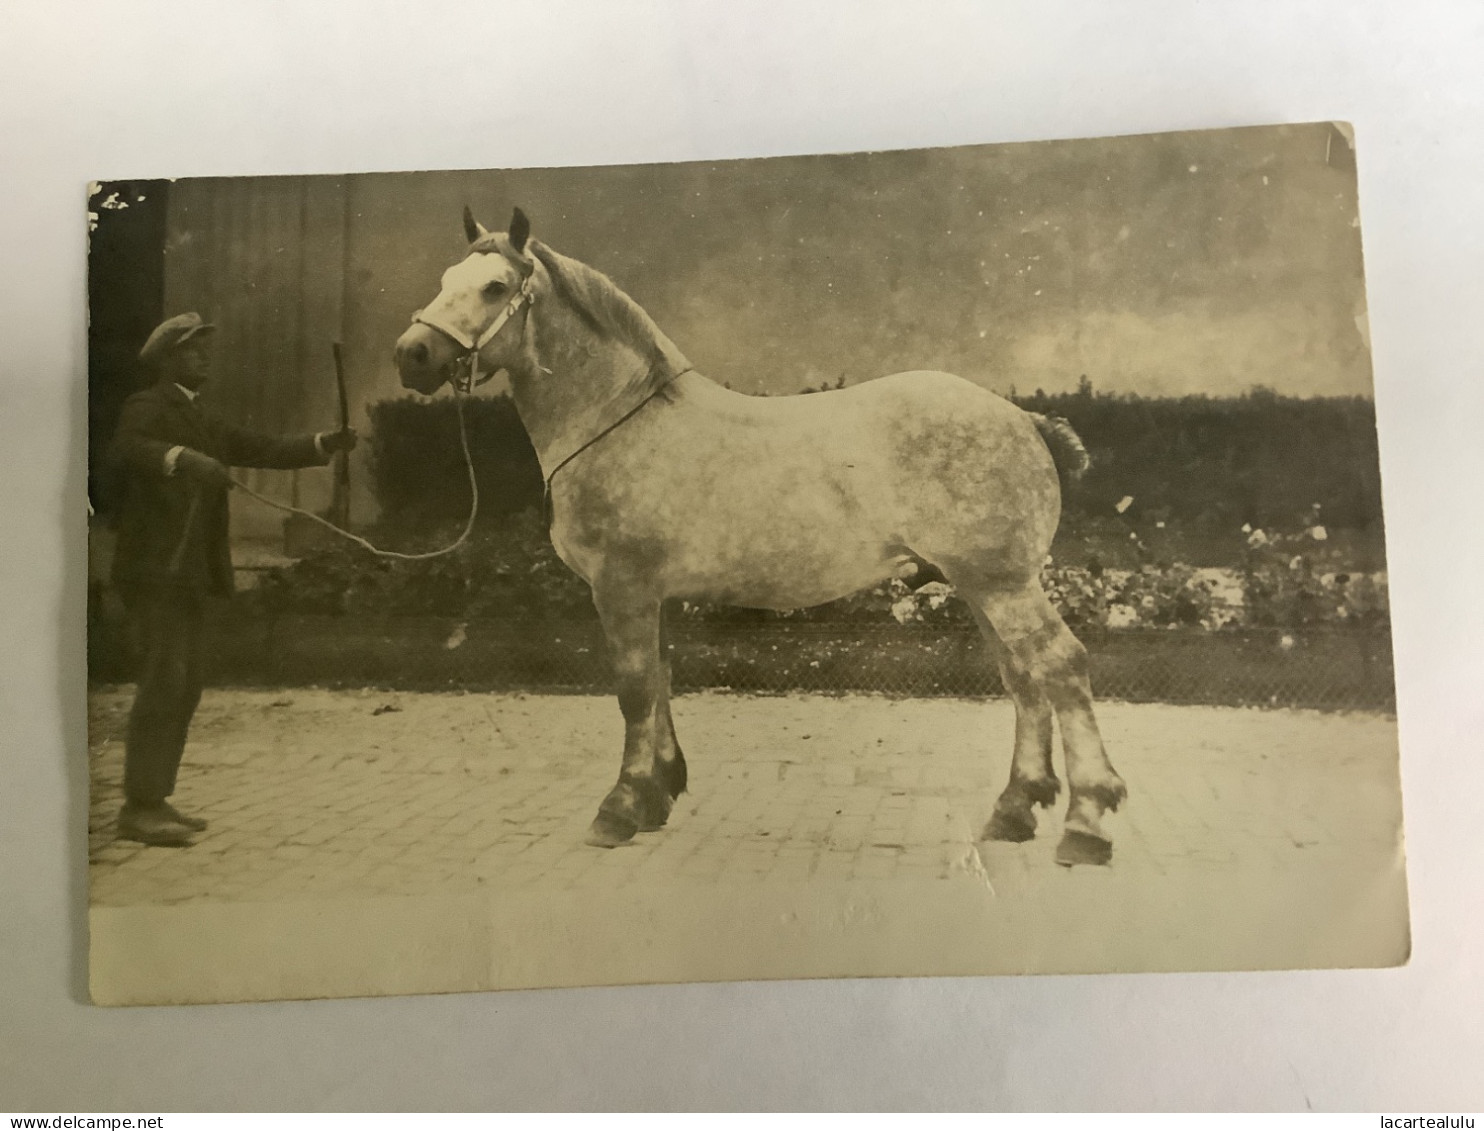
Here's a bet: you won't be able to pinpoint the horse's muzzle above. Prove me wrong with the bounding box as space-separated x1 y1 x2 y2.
394 324 458 394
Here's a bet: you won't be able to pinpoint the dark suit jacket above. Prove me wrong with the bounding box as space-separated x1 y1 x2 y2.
107 381 329 596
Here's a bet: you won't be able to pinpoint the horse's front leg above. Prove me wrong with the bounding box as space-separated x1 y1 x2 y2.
586 582 675 847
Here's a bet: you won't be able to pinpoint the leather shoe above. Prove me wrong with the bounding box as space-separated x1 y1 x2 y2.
159 801 208 831
117 804 195 847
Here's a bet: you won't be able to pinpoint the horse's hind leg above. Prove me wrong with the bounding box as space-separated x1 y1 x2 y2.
586 581 683 847
961 578 1126 865
655 604 688 802
968 609 1059 842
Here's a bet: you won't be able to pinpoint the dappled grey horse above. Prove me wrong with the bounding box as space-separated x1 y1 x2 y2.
394 208 1127 866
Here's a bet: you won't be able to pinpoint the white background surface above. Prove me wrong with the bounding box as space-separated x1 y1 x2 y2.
2 0 1481 1112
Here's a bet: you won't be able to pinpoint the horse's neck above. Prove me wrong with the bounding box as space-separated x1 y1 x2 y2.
506 295 656 478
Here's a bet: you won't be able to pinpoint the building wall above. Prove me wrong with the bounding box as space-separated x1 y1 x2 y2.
164 176 354 542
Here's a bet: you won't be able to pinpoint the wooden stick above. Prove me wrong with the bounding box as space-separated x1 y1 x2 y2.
331 341 351 529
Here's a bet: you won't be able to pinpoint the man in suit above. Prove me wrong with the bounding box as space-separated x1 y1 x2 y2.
107 312 357 846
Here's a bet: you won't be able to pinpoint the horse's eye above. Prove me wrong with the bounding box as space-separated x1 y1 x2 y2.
484 280 508 298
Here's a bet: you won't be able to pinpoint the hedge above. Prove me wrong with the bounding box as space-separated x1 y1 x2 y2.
365 386 1385 539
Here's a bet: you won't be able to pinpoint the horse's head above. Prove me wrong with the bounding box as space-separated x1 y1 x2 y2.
394 206 536 394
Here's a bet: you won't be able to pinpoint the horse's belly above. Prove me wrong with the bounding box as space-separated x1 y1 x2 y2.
678 569 899 612
666 513 903 610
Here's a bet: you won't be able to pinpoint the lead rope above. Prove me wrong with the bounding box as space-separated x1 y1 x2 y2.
230 275 534 562
540 363 690 527
227 372 480 562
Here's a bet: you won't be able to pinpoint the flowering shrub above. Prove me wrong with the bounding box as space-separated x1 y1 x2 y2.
1239 505 1389 628
1100 563 1221 630
884 581 960 626
256 504 1388 632
882 562 1223 631
1041 566 1108 629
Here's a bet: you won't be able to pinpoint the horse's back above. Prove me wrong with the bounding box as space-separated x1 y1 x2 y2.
677 367 1058 543
676 368 1025 436
771 368 1013 410
851 370 1053 475
557 367 1060 604
665 368 1049 499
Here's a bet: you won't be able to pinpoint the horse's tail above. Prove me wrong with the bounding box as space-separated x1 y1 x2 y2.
1028 412 1091 489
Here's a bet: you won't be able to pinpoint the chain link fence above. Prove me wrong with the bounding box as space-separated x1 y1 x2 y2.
89 603 1396 711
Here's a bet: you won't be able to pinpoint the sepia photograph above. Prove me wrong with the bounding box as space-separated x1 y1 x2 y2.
84 122 1407 1006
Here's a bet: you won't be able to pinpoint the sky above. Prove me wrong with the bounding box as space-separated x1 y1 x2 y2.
350 121 1371 400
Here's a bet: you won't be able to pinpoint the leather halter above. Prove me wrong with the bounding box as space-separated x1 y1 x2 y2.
412 248 535 392
410 243 691 529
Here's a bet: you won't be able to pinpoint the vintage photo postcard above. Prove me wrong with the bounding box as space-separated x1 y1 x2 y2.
85 122 1408 1005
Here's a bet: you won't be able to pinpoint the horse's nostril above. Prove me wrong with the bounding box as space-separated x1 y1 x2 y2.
410 342 428 365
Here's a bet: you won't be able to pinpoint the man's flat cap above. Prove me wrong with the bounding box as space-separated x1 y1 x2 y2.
138 312 216 365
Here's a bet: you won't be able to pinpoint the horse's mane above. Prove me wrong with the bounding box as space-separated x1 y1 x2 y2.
522 241 692 382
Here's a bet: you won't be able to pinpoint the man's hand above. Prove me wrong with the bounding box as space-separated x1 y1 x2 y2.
318 427 358 455
174 448 234 490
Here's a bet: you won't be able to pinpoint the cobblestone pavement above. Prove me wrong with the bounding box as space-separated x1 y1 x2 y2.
86 687 1406 912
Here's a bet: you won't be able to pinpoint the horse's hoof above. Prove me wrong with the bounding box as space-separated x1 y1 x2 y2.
586 810 639 848
1055 828 1113 867
636 808 670 833
983 807 1037 843
630 777 673 831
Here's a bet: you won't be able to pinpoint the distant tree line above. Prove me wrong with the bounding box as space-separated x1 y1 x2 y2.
367 381 1384 536
1012 380 1383 531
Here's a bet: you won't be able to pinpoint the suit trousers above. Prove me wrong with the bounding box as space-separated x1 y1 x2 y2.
122 585 205 806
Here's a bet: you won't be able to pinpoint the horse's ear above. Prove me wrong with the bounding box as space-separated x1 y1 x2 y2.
509 207 530 253
462 206 488 245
